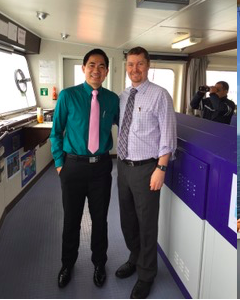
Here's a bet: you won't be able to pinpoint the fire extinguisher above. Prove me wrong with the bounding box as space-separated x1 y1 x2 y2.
52 86 57 100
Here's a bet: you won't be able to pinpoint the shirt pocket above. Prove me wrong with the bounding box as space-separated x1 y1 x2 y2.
101 111 114 133
133 109 153 132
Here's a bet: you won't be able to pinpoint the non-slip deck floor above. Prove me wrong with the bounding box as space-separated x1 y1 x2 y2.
0 161 184 299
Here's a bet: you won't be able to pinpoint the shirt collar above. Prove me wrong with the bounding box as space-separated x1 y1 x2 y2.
129 79 150 94
83 81 102 96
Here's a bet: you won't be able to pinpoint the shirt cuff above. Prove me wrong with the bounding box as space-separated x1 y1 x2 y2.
158 147 176 161
55 158 63 168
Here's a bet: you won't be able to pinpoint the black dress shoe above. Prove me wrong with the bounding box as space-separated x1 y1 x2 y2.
93 265 106 287
58 267 72 288
130 280 153 299
115 261 136 278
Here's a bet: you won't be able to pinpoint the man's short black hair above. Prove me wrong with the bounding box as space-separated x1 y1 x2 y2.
83 49 109 69
217 81 229 92
127 46 150 63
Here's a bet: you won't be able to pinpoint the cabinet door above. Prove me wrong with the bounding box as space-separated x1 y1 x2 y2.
172 148 209 219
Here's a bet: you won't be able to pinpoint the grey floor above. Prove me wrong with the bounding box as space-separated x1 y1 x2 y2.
0 160 184 299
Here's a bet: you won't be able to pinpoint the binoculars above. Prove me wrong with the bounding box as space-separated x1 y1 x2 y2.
199 86 210 92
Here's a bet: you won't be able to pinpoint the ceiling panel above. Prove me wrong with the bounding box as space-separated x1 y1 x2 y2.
0 0 237 54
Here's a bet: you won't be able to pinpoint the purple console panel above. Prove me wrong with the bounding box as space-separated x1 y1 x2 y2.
165 113 237 249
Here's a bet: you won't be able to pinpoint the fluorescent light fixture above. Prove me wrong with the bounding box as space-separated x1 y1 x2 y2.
171 37 202 49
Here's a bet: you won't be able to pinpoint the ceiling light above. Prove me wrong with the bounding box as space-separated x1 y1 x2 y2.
36 11 49 20
171 37 202 49
61 33 70 40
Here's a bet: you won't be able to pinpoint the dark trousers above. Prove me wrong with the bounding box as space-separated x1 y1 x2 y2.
117 159 160 282
59 155 112 268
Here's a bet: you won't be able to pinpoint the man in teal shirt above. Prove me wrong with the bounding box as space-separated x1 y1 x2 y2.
50 49 119 289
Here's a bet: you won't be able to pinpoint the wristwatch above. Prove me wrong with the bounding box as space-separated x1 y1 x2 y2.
156 165 167 172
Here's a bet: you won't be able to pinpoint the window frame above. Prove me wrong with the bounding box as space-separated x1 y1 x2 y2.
122 60 187 113
206 69 237 105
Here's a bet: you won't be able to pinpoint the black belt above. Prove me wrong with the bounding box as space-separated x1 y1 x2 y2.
66 152 110 163
121 158 157 167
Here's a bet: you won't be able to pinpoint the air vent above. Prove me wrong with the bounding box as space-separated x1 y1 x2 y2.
136 0 189 10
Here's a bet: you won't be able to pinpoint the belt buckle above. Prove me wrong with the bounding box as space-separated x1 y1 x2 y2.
89 156 98 163
128 161 135 167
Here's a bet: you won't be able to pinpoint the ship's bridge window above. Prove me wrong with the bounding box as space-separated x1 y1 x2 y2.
0 51 36 116
206 70 237 105
125 68 174 98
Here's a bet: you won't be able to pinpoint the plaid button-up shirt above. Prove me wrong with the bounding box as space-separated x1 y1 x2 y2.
118 79 177 161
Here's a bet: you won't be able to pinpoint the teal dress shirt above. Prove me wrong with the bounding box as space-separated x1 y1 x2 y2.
50 82 119 168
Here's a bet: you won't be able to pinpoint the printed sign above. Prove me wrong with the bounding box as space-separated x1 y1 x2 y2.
21 150 36 187
39 60 56 84
40 88 48 96
17 28 26 45
6 151 20 180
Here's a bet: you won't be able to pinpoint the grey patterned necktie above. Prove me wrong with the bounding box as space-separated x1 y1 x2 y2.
118 88 138 160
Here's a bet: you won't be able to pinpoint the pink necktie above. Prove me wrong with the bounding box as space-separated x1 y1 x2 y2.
88 90 99 154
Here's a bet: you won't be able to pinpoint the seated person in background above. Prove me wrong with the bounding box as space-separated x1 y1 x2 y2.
190 81 235 124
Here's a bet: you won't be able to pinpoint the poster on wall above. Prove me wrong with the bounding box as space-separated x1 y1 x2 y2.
21 150 36 187
39 60 56 84
6 151 20 180
228 173 237 232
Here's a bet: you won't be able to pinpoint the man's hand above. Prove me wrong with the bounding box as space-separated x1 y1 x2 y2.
56 166 62 175
150 168 165 191
237 219 240 232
